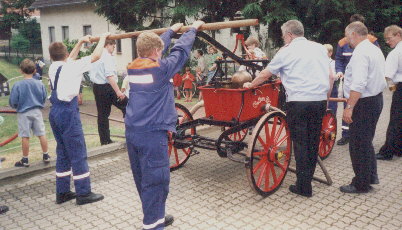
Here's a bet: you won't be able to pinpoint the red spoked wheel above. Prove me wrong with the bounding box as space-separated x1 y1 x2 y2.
224 127 248 142
246 112 292 196
168 103 195 171
319 110 337 160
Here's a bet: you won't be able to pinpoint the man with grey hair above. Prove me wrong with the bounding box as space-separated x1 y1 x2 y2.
376 25 402 160
340 21 386 194
244 19 332 197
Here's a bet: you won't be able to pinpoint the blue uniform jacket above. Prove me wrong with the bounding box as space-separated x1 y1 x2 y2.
335 34 379 74
125 28 197 133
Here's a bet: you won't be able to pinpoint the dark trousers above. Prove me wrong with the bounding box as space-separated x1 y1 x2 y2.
349 93 383 191
93 83 128 145
379 83 402 157
286 101 327 195
126 130 169 230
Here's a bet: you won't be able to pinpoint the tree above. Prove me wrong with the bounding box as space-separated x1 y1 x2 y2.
10 33 29 54
89 0 400 50
89 0 249 31
0 0 35 32
0 0 36 54
17 18 42 51
243 0 400 50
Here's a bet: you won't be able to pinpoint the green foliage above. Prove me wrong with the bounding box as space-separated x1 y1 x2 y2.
17 19 42 49
245 0 400 50
89 0 249 31
0 0 35 35
63 39 96 59
10 34 30 53
89 0 400 53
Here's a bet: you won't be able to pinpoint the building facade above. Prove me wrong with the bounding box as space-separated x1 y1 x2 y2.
31 0 134 73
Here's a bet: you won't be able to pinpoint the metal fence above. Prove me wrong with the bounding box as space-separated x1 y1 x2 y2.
0 43 43 65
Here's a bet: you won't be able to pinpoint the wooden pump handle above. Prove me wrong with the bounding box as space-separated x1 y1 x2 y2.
90 19 259 42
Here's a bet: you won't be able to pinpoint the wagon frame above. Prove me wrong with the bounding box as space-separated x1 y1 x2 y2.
168 32 335 196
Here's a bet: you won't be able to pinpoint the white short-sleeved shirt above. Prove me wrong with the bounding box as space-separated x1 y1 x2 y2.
343 39 386 98
48 56 91 102
385 41 402 83
267 37 330 102
197 56 207 76
90 49 118 84
253 47 267 59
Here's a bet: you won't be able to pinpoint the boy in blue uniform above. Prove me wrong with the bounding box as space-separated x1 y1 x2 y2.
9 58 50 167
48 33 109 205
125 21 204 230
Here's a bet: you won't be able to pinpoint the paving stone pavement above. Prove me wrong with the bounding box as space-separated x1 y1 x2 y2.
0 90 401 230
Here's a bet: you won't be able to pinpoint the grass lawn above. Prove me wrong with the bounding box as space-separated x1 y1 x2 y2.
0 58 122 169
1 58 198 169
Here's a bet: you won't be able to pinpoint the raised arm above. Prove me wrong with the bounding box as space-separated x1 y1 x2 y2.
160 23 183 54
68 36 89 60
90 33 110 63
163 21 205 78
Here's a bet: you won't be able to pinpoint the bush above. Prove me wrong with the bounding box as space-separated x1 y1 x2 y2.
10 56 25 65
11 34 30 54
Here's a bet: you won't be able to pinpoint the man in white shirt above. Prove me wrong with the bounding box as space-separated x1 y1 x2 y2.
244 20 331 197
376 25 402 160
340 22 386 194
90 40 127 145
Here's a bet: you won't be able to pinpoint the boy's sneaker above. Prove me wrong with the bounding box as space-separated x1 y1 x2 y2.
15 158 29 167
43 153 51 163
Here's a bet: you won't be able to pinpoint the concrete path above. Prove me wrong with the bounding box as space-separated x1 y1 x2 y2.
0 90 401 230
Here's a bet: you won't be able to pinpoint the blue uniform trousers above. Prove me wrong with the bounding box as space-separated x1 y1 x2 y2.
349 93 383 191
126 130 170 230
49 66 91 196
49 101 91 195
328 80 339 114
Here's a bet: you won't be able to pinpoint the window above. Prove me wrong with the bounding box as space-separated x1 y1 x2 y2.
48 26 55 43
83 25 92 36
83 25 92 47
62 26 69 41
116 39 122 54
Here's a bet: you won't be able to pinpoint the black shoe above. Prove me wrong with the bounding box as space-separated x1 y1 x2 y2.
340 184 372 194
375 153 392 161
101 140 114 146
15 158 29 167
0 157 5 162
289 185 312 198
43 153 51 163
164 214 174 227
371 175 379 185
337 137 349 145
0 205 9 214
56 191 76 204
76 192 104 205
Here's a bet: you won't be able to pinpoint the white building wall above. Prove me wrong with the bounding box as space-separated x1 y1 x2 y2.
39 3 133 73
